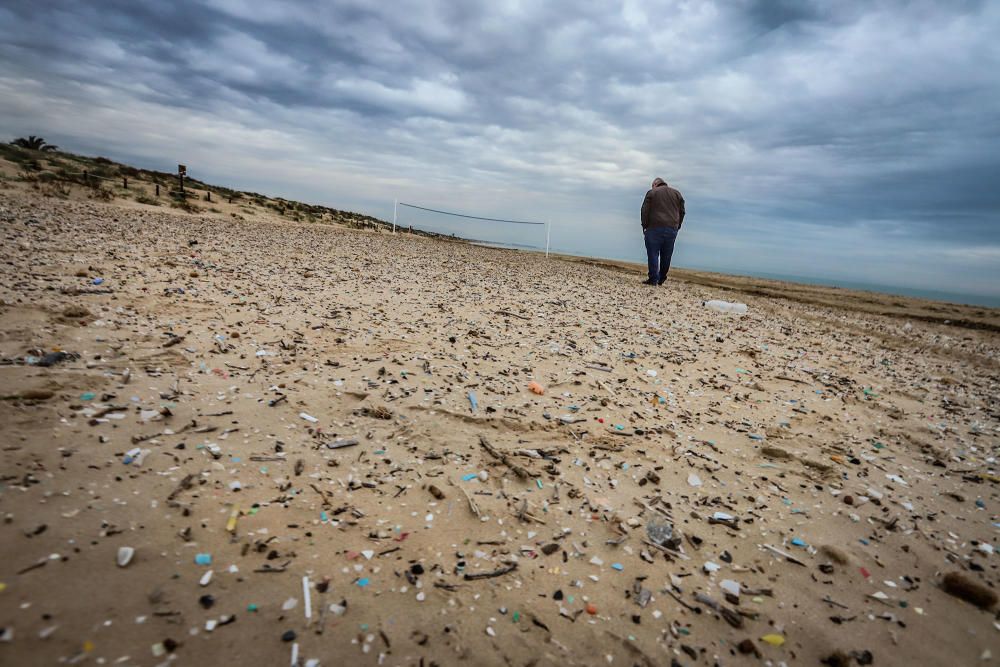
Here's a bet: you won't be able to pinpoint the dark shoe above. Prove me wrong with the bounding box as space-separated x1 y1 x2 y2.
641 279 657 286
657 279 666 285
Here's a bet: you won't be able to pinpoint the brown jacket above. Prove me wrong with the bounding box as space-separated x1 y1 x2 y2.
641 181 685 231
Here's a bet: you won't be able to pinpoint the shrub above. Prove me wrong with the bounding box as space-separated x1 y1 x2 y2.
88 184 114 201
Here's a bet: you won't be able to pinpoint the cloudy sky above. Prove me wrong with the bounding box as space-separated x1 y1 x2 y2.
2 1 999 302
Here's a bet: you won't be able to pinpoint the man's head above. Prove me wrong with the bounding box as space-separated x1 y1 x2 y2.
651 177 666 188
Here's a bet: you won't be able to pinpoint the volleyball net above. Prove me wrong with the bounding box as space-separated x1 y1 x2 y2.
393 201 551 257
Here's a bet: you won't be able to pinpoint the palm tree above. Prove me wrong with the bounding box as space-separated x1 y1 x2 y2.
10 136 58 151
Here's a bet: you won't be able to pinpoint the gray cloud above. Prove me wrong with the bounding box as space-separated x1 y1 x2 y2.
1 0 998 300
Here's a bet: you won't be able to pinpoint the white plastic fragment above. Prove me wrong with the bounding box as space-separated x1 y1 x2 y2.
117 546 135 568
303 575 312 620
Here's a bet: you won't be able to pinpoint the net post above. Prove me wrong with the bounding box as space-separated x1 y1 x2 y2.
392 199 397 234
545 221 551 258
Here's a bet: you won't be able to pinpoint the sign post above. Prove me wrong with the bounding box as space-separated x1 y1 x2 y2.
178 164 186 196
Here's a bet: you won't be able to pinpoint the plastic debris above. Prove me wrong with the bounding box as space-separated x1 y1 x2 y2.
116 546 134 568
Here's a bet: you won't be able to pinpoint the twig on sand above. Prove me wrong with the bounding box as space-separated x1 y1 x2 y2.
495 310 531 320
760 543 807 566
479 435 531 479
665 589 701 613
464 563 517 581
167 473 196 502
17 558 48 575
515 498 547 524
254 560 291 573
642 539 689 561
452 480 481 518
822 595 850 609
310 483 332 507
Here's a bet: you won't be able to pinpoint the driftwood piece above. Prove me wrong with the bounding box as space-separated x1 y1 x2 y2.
479 436 530 479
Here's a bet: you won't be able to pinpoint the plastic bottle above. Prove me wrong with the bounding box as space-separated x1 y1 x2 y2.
702 300 748 314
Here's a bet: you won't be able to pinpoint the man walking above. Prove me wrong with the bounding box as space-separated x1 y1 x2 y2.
640 177 685 285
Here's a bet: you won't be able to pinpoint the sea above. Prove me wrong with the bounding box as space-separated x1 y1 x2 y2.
469 240 1000 309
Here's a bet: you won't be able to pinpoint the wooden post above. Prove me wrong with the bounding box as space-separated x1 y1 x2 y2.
155 183 160 197
206 191 211 202
178 164 186 196
123 177 128 189
83 170 88 185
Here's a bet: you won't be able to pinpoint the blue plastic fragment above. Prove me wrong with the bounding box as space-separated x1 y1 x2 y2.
467 392 478 412
790 537 807 547
611 563 624 571
195 553 212 565
462 473 478 481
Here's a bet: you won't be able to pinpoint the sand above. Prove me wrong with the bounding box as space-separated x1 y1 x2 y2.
0 183 998 666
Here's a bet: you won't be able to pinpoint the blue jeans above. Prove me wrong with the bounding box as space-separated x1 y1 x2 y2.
644 227 678 283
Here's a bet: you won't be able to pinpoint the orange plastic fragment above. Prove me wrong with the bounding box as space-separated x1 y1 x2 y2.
528 382 545 395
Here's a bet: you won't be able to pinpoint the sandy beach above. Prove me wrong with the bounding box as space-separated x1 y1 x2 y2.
1 178 998 666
